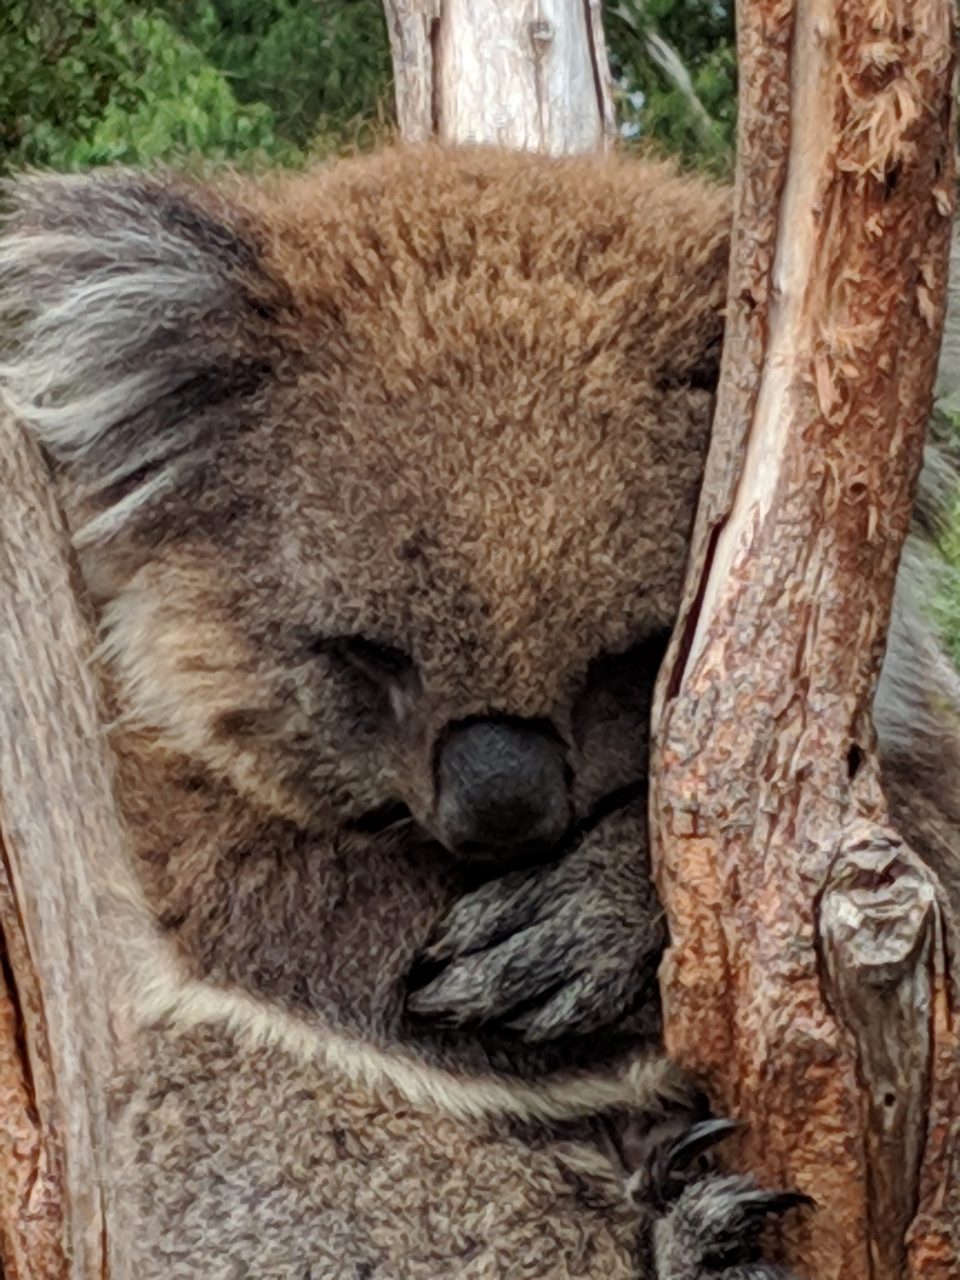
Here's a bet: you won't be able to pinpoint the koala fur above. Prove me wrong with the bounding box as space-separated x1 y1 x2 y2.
1 144 956 1278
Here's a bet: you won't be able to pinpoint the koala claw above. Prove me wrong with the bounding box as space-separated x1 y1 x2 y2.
653 1172 812 1280
652 1118 743 1205
408 906 643 1036
408 842 662 1038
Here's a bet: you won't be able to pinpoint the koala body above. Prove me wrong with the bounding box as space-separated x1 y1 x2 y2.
2 145 956 1278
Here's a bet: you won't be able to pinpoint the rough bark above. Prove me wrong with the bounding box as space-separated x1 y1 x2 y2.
382 0 616 152
0 411 133 1279
650 3 958 1279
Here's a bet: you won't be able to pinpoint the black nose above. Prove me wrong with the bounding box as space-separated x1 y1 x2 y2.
434 717 571 861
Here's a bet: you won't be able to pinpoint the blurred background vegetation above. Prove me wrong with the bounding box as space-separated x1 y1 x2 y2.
3 0 959 646
1 0 736 175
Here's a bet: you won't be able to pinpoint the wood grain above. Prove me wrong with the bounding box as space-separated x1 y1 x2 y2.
0 411 133 1279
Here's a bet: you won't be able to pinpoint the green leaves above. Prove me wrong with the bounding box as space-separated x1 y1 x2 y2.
1 1 737 177
183 1 392 150
1 1 740 176
0 0 391 174
607 0 736 176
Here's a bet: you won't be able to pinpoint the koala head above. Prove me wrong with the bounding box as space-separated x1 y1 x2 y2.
1 147 729 869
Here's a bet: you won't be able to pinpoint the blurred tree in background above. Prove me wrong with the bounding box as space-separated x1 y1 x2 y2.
0 0 734 174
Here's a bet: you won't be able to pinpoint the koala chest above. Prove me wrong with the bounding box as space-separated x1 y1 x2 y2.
110 1019 642 1280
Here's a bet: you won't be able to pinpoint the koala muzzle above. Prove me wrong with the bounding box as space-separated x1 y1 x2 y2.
434 717 571 861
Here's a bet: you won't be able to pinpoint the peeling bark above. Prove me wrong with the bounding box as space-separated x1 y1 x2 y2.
0 889 68 1280
817 830 941 1275
650 2 958 1277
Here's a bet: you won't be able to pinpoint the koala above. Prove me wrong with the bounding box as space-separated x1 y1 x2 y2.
1 144 956 1279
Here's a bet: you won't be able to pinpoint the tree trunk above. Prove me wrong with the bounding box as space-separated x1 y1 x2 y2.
0 414 134 1278
649 3 959 1279
382 0 616 152
0 6 617 1275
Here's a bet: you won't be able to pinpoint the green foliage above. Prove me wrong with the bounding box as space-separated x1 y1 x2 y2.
164 1 393 152
606 1 736 176
0 1 734 176
0 0 391 174
69 9 289 167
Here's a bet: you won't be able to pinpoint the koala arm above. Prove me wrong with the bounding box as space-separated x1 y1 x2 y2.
407 800 663 1040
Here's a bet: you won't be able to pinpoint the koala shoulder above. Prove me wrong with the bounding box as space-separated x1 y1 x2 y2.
872 218 960 909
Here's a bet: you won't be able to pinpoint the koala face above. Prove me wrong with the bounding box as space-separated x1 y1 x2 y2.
1 146 729 870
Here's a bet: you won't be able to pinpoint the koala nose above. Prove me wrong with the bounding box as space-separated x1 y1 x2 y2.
434 717 571 861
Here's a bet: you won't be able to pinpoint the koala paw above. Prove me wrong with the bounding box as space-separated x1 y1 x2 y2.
649 1119 812 1280
406 830 663 1040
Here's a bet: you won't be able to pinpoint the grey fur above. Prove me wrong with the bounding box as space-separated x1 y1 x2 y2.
0 170 287 546
2 146 956 1278
933 226 960 414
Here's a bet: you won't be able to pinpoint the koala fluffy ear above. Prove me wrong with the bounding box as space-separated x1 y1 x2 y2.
0 169 291 545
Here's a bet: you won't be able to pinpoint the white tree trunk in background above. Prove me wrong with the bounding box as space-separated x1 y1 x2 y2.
383 0 616 153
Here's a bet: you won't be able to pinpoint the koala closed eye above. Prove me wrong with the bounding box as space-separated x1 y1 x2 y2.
313 634 416 687
305 633 420 728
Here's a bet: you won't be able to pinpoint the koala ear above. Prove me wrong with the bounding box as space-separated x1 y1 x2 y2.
0 169 291 545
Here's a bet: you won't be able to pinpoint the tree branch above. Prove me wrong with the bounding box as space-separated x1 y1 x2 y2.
651 1 958 1276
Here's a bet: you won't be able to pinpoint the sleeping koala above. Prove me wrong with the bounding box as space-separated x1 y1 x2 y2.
2 144 955 1278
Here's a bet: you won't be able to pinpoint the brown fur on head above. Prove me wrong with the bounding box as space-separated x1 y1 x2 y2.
0 147 729 1082
1 147 729 840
